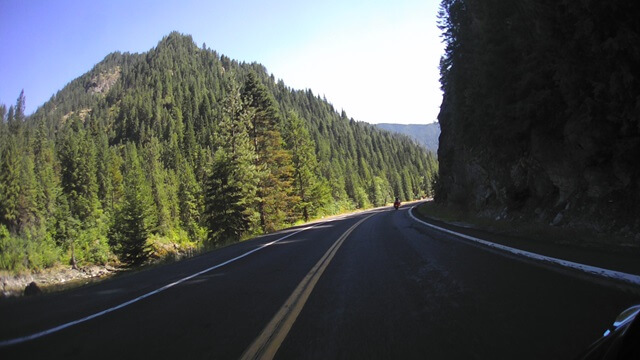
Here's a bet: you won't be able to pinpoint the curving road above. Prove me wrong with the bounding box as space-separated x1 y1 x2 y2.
1 203 639 359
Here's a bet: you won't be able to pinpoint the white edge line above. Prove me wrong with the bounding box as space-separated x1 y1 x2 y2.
408 206 640 287
0 225 316 348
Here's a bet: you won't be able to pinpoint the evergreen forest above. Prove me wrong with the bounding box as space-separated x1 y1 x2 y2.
0 32 437 271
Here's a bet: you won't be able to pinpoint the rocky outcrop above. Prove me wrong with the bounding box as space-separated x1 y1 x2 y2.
437 105 640 241
85 66 120 95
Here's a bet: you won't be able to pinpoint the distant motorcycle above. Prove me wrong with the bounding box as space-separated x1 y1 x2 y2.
393 199 401 210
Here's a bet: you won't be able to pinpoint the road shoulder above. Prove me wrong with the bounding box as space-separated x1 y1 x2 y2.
410 202 640 277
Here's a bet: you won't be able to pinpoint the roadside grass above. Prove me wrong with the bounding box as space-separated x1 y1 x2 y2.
415 201 638 253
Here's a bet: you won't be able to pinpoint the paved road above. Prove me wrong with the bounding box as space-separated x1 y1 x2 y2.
1 204 639 359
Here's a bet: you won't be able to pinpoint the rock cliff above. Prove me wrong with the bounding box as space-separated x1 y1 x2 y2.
436 0 640 242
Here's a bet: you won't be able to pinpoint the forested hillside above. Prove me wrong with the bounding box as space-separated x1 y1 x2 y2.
437 0 640 237
0 32 437 271
376 123 440 152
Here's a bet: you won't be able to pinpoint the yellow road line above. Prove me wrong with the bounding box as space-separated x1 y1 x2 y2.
240 214 375 360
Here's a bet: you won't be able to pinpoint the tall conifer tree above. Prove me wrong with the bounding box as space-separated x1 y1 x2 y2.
109 144 153 265
242 72 295 231
0 138 21 232
283 110 330 221
204 149 250 244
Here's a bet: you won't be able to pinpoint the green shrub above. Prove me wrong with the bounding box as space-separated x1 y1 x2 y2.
24 228 61 270
0 225 24 271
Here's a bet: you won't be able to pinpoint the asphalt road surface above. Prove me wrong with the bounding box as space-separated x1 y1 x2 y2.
2 204 639 359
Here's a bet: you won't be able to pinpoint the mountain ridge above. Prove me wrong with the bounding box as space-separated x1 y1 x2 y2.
0 32 437 271
375 122 440 152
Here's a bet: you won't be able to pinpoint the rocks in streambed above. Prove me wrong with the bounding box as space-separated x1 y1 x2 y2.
1 264 118 298
24 282 42 296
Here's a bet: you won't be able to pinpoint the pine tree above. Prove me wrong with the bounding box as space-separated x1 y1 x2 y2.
106 147 125 214
204 149 250 244
370 176 388 207
0 105 6 137
52 192 79 267
242 72 295 231
34 123 61 222
95 132 113 211
108 144 153 266
203 81 259 242
17 154 39 228
58 117 100 222
283 110 330 221
0 137 21 232
8 90 25 135
143 137 170 234
177 152 202 239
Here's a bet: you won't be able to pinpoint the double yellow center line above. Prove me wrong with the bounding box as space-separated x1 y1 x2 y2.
240 214 375 360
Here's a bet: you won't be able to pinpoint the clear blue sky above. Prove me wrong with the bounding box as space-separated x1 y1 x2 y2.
0 0 444 124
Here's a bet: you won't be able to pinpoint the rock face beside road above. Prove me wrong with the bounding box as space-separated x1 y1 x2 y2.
436 1 640 243
437 112 640 244
438 116 640 236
